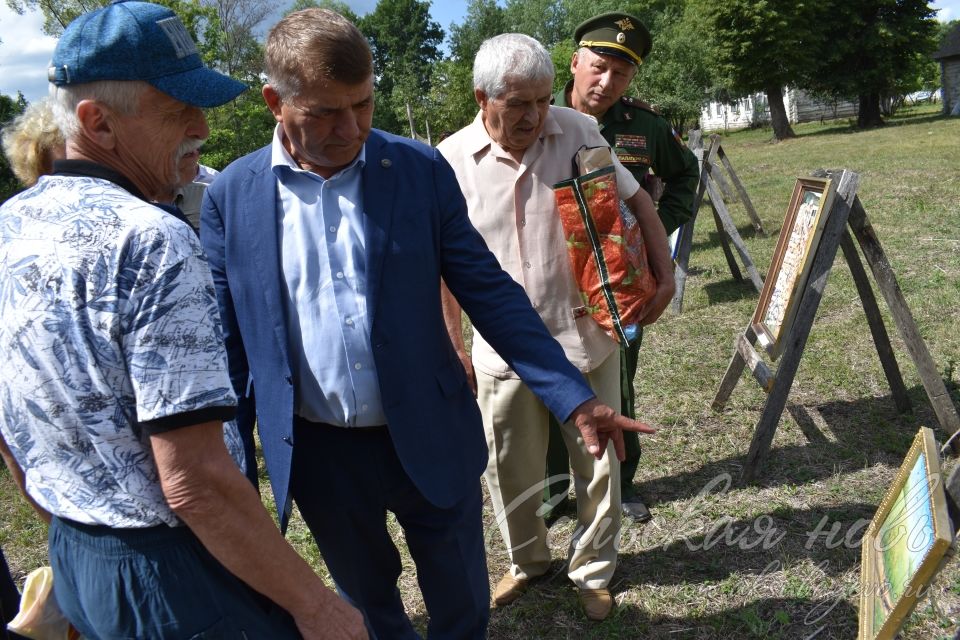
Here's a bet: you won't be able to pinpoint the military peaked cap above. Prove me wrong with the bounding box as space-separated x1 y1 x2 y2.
574 12 652 66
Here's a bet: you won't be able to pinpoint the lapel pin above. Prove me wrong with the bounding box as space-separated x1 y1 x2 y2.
381 159 392 168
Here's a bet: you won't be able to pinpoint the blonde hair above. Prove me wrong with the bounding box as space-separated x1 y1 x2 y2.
2 99 66 187
265 8 372 100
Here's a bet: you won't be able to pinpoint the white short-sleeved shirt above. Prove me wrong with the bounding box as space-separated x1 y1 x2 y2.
438 106 641 378
0 171 241 527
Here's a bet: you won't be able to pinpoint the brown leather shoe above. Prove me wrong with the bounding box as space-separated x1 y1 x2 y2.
578 587 614 621
493 573 529 606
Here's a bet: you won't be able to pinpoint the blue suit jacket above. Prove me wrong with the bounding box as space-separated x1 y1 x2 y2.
201 129 594 529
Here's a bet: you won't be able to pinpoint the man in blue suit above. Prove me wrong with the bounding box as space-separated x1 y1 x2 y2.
201 8 653 639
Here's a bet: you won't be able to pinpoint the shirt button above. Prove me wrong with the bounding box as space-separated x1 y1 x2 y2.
345 318 354 326
336 271 344 279
329 225 336 233
521 219 527 227
523 261 531 269
354 363 362 370
361 404 369 412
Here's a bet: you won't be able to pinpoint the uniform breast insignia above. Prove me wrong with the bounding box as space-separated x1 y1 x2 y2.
614 150 651 167
615 134 647 149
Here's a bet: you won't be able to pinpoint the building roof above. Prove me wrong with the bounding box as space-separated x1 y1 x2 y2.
934 23 960 60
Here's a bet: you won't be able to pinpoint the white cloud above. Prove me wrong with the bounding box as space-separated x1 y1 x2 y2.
932 0 959 22
0 5 56 103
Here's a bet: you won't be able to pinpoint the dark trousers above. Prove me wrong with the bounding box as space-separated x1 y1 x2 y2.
0 547 26 640
48 518 298 639
545 331 643 502
290 419 489 640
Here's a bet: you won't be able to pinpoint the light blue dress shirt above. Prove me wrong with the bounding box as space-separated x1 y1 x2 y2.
271 128 386 427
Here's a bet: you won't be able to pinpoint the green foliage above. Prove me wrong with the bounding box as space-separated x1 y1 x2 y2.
502 0 568 47
693 0 827 139
285 0 359 23
201 79 274 169
696 0 822 94
632 6 715 132
359 0 444 135
424 59 477 138
448 0 504 63
5 0 110 36
804 0 939 126
0 92 28 202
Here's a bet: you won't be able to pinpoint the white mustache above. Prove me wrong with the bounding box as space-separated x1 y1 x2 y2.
177 138 205 158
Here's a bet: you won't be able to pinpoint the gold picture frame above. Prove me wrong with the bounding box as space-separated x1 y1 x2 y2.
752 177 836 359
859 427 954 640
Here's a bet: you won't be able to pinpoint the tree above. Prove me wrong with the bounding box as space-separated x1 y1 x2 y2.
804 0 938 127
502 0 567 47
206 0 271 79
0 92 29 202
448 0 504 63
628 6 715 132
7 0 273 166
5 0 108 35
360 0 444 136
695 0 825 140
286 0 359 23
426 0 507 136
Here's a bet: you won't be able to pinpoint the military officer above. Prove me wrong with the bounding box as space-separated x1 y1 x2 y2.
545 12 699 523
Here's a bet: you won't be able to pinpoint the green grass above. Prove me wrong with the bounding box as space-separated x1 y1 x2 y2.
2 103 959 638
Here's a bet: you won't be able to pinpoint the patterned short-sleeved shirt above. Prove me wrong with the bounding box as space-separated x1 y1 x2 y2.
0 174 241 527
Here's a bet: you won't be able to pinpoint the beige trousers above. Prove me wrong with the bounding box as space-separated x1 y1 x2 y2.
477 351 621 589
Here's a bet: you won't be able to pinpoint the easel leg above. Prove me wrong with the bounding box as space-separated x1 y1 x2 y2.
712 328 753 410
671 221 696 314
848 199 960 436
705 178 764 292
711 203 743 281
839 229 911 413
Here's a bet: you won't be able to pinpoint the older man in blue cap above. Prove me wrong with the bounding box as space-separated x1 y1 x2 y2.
0 2 365 638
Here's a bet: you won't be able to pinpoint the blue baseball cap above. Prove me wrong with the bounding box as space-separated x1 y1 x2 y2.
48 0 246 108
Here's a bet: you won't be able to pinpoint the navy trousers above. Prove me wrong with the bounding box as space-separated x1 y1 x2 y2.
48 518 299 639
290 419 489 640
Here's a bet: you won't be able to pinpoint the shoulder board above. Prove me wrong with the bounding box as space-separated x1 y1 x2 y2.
621 95 659 115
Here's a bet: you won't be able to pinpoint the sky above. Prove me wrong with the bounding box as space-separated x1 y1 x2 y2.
1 0 957 104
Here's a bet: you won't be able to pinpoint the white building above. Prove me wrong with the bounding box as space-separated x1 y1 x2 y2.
700 88 859 131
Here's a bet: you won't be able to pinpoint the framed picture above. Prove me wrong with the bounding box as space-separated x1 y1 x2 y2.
859 427 954 640
752 177 836 359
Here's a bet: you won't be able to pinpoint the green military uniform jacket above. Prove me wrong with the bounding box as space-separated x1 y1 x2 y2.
555 80 699 234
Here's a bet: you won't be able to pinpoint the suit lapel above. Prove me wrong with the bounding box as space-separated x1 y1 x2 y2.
361 132 396 323
245 151 291 367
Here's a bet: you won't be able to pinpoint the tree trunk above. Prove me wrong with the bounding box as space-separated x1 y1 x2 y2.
857 93 885 128
766 85 795 141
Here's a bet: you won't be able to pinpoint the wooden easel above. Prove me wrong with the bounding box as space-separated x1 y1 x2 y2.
712 169 960 482
672 133 766 313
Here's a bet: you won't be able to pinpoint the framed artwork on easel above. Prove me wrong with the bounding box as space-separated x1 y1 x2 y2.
859 427 954 640
752 177 837 359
